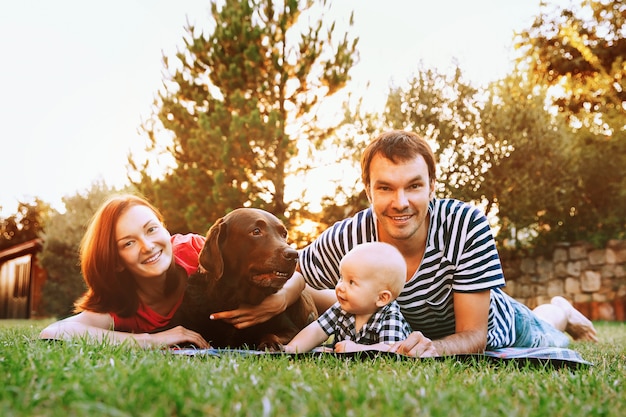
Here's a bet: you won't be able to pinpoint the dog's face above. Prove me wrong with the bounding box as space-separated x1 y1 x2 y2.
176 207 317 349
198 208 298 294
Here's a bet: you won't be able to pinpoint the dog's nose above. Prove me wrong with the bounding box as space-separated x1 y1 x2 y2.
283 247 298 261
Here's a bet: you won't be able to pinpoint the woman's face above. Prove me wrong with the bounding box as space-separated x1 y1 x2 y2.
115 204 172 281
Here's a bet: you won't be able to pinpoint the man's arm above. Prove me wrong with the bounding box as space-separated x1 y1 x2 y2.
210 271 306 328
389 291 490 357
432 291 489 355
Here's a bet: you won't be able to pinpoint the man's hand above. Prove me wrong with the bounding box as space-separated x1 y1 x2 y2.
210 271 307 328
210 291 287 329
388 331 439 357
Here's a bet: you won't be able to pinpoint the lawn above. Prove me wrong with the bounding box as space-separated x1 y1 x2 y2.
1 319 624 417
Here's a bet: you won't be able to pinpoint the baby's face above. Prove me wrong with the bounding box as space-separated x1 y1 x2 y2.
335 263 384 315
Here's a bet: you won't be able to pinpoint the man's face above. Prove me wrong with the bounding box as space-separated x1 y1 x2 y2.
366 153 434 244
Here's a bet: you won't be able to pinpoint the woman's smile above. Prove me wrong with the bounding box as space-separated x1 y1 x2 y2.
142 250 162 265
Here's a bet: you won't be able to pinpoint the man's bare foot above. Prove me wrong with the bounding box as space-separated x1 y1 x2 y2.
551 296 598 342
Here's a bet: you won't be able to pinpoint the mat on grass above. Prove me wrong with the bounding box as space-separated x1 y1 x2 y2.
168 346 593 370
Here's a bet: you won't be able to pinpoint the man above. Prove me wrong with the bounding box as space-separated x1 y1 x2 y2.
297 130 597 357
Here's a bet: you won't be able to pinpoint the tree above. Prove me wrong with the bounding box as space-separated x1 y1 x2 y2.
514 0 625 133
0 200 48 251
382 64 494 203
128 0 358 234
479 75 578 251
377 1 625 253
512 0 626 248
552 126 626 246
38 181 121 318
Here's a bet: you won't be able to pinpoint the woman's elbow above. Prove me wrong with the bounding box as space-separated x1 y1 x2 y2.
38 325 58 340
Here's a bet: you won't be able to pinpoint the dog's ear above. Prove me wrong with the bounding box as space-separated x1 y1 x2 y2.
199 217 226 279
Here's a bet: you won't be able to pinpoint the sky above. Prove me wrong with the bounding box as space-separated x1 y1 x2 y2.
0 0 551 216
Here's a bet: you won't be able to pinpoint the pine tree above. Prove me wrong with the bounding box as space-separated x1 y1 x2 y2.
129 0 358 234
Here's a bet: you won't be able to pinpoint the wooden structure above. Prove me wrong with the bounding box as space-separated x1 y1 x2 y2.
0 239 47 319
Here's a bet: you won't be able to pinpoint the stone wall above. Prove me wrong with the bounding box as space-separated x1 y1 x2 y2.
501 239 626 321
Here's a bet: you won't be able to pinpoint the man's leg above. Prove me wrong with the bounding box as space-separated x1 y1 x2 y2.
533 296 598 342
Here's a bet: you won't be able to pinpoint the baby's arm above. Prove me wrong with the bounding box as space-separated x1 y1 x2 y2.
283 321 329 353
334 340 393 353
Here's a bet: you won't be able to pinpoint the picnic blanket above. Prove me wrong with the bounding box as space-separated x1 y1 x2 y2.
168 346 592 370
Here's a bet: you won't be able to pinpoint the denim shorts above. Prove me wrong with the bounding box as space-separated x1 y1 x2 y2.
511 298 570 348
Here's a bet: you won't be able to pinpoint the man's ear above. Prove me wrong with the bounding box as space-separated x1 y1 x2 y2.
376 290 392 307
365 184 372 203
429 179 436 198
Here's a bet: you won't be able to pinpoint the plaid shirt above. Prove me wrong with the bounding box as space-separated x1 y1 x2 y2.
317 300 412 346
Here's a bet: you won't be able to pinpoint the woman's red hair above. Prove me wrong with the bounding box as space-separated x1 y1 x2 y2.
73 194 165 316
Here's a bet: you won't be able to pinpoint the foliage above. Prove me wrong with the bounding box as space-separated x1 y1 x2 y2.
382 65 550 247
380 58 625 253
383 64 490 202
514 0 625 133
1 320 625 417
479 75 578 251
0 199 49 251
545 128 626 247
128 0 359 235
38 182 123 318
380 0 626 253
509 0 626 250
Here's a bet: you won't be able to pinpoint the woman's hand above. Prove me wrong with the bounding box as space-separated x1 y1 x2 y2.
144 326 210 349
39 312 210 349
388 331 439 357
210 290 287 329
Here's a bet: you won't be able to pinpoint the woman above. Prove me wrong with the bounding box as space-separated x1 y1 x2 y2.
39 194 301 348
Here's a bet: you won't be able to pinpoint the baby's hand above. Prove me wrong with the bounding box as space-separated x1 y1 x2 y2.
334 340 358 353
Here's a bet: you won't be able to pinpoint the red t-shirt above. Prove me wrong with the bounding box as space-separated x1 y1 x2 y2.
111 233 205 332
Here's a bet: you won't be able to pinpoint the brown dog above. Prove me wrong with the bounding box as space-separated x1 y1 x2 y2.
171 208 317 350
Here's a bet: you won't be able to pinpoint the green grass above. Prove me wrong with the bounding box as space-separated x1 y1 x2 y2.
1 320 624 417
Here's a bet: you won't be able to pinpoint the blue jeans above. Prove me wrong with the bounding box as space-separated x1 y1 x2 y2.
511 298 570 348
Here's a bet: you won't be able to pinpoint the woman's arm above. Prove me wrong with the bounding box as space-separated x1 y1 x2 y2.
39 311 209 348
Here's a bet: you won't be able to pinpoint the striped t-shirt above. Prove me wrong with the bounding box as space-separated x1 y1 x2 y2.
298 199 516 349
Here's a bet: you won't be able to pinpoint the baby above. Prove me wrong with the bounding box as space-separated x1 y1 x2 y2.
284 241 411 353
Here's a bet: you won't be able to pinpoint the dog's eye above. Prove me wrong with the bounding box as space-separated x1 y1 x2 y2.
252 228 262 236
